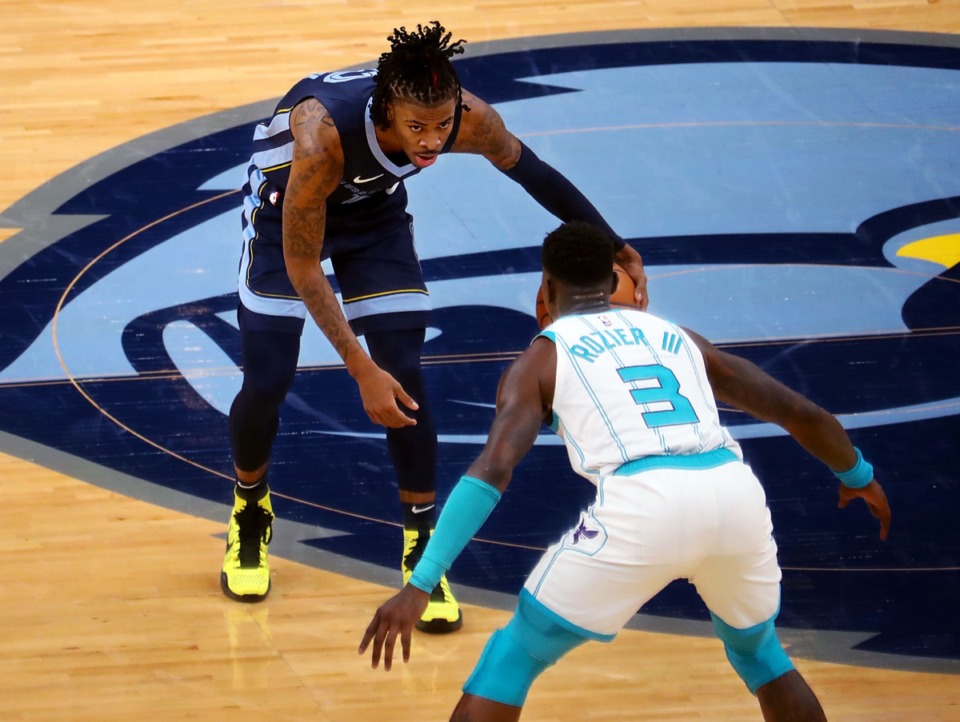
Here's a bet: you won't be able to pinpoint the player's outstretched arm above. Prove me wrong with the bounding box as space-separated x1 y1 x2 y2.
359 339 556 670
464 336 556 489
686 328 891 540
454 89 647 307
283 98 349 355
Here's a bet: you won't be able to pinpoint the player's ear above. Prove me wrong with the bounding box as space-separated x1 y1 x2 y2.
611 271 619 295
545 276 558 304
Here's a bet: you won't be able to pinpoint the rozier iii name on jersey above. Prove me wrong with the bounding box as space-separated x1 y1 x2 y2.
564 325 650 363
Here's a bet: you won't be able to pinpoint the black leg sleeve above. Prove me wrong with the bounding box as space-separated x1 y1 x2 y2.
365 327 438 495
229 315 302 473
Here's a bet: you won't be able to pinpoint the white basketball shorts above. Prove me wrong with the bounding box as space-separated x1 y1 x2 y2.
523 459 782 636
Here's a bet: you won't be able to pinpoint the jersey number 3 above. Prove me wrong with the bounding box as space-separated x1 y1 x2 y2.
617 364 700 428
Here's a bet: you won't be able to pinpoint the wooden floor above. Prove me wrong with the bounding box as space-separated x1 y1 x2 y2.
2 2 959 720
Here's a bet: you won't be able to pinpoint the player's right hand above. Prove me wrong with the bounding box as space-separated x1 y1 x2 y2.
838 480 891 541
359 585 430 671
355 364 419 428
613 242 649 311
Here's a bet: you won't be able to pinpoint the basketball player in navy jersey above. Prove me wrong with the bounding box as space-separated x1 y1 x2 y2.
360 222 891 720
221 22 647 634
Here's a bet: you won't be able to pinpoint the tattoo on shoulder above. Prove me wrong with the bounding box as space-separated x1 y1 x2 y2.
459 101 507 155
291 98 336 135
286 98 343 197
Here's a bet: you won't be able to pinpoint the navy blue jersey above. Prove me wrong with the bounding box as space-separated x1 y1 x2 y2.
240 69 462 246
236 69 460 324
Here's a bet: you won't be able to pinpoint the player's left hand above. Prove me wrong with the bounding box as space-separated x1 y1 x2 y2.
359 585 430 671
614 243 649 311
838 479 891 541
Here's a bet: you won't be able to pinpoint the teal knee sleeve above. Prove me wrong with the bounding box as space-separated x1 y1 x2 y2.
462 628 543 706
463 594 589 706
711 612 795 694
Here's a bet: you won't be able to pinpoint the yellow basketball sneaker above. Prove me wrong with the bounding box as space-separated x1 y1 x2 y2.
402 527 463 633
220 485 274 602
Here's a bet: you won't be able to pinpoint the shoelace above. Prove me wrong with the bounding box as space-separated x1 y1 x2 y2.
403 532 428 573
234 503 274 568
429 582 449 603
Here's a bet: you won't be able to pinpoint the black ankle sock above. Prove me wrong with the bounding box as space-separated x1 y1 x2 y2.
402 501 436 532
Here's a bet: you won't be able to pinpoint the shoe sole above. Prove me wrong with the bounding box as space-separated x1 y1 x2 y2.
415 610 464 634
220 572 271 603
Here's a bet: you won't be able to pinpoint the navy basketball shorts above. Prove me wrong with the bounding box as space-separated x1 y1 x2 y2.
236 213 430 336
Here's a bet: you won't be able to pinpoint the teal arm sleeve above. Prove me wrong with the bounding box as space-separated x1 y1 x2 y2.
408 475 502 593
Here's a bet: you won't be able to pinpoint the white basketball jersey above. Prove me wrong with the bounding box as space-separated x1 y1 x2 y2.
542 308 741 484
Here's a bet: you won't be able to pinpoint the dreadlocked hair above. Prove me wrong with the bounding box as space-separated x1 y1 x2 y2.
370 21 466 129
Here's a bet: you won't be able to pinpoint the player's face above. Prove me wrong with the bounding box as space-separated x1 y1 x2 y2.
387 97 458 169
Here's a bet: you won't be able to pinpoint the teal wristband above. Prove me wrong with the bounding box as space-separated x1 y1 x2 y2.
408 475 502 594
834 448 874 489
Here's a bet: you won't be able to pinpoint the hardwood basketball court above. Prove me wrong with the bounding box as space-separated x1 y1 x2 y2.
2 2 959 720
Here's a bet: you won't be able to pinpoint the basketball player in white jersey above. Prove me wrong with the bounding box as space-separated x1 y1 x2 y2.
360 221 891 722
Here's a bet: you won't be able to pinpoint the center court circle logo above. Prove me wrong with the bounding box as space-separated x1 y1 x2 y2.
1 28 958 667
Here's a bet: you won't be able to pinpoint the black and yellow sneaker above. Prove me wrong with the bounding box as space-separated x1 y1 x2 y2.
220 484 274 602
402 527 463 633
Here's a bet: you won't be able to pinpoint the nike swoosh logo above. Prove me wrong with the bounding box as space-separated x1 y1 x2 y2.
353 173 384 184
411 504 435 514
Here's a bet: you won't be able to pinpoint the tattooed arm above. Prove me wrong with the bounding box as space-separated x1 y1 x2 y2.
450 89 520 168
454 90 648 309
283 98 418 428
